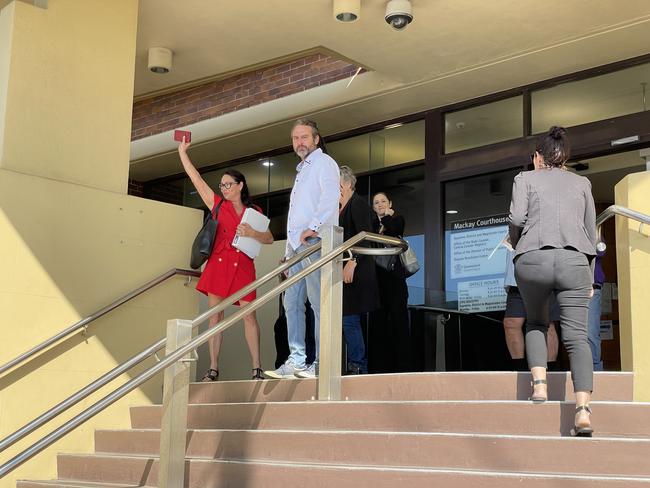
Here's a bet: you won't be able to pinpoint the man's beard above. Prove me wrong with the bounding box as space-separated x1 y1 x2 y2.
296 145 313 159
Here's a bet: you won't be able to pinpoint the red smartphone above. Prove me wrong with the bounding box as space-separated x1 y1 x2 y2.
174 129 191 143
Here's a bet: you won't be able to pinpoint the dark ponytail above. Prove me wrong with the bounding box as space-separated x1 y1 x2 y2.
223 169 253 207
535 125 570 168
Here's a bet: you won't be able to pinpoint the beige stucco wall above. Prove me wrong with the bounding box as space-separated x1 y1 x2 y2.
0 1 203 485
0 0 137 193
0 169 202 486
615 172 650 401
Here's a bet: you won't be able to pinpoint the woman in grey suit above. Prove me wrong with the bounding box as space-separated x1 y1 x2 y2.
508 126 597 437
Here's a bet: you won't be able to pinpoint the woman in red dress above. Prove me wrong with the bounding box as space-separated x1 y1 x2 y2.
178 137 273 380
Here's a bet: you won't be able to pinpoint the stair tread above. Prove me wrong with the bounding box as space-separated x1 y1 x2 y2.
96 427 650 442
17 480 146 488
54 454 650 481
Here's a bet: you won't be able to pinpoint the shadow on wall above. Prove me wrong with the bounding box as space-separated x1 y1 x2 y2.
0 168 201 426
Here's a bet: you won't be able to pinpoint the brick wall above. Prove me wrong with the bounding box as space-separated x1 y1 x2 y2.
132 53 361 140
128 178 144 197
143 181 185 206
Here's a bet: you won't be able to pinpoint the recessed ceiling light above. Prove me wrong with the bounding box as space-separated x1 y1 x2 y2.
446 210 458 214
262 161 274 167
333 0 360 22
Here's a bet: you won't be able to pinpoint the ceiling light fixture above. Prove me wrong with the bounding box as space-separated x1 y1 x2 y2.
262 161 274 167
333 0 360 22
384 123 404 130
148 47 173 74
446 210 458 214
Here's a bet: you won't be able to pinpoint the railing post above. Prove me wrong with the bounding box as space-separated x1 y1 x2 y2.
318 225 344 401
158 319 193 488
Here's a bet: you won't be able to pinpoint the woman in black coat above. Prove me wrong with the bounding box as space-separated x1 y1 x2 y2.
338 166 380 374
369 191 411 373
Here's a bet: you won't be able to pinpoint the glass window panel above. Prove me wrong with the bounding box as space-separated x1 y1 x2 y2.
532 62 650 133
231 159 270 196
443 168 521 311
182 171 222 209
268 151 301 192
445 96 523 153
567 150 646 204
267 193 289 241
328 119 425 173
367 164 425 236
328 133 371 174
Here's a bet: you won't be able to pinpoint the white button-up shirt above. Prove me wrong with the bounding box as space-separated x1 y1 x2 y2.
286 148 340 254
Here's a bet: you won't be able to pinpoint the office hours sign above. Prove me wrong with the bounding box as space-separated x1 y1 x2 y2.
445 214 509 313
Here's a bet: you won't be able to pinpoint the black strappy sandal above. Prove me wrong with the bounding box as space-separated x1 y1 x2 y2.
252 368 264 380
529 379 548 403
201 368 219 382
570 405 593 437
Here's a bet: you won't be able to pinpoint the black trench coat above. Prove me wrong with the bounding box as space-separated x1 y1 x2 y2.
339 193 380 316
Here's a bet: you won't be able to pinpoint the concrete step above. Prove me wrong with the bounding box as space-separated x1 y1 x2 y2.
17 481 144 488
130 400 650 438
188 372 633 403
94 428 650 477
51 454 650 488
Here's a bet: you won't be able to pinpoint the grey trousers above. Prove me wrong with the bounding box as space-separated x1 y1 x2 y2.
514 248 593 392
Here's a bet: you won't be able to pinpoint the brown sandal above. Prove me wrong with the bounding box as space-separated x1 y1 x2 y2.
252 368 264 380
529 379 547 404
201 368 219 382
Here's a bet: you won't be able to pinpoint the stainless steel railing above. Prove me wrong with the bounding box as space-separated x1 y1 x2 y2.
0 243 322 454
596 204 650 251
0 268 200 377
0 230 406 477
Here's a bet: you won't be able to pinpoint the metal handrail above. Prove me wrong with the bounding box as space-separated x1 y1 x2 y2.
0 231 406 476
0 243 322 454
596 204 650 251
0 268 200 377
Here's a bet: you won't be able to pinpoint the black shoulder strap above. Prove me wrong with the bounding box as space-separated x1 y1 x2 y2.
211 198 224 219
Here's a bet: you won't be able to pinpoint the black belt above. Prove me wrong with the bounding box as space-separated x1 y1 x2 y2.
593 284 602 289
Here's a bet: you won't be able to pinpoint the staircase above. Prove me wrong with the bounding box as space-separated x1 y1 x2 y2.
16 372 650 487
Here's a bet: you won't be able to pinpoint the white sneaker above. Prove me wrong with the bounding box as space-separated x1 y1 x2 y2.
295 362 318 378
264 360 305 379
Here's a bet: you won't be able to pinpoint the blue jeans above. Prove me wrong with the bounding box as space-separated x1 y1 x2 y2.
343 314 367 373
587 287 603 371
284 238 321 369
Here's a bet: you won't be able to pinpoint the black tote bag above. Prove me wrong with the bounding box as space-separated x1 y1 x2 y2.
190 200 223 270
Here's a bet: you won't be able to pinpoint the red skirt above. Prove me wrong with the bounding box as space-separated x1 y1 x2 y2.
196 242 257 305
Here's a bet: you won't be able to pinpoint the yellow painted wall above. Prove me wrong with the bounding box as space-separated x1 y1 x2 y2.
0 0 137 193
615 172 650 401
0 2 13 160
0 0 204 485
0 168 202 487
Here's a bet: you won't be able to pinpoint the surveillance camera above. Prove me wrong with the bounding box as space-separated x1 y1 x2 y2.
385 0 413 31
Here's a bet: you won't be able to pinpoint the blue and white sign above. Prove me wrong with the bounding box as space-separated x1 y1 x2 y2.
445 214 509 313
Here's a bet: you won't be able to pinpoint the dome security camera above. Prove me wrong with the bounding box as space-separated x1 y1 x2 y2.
385 0 413 31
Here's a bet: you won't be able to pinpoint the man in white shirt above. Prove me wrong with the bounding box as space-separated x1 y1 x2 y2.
265 119 340 379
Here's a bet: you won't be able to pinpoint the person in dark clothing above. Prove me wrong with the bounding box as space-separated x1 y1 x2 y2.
338 166 380 374
369 191 411 373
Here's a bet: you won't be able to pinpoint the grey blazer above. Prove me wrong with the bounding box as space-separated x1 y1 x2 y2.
508 167 597 260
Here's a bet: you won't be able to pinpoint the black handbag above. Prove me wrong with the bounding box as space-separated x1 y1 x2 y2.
374 247 398 272
190 200 223 270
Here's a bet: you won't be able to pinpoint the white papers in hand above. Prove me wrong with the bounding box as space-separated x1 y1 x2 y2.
232 207 270 258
